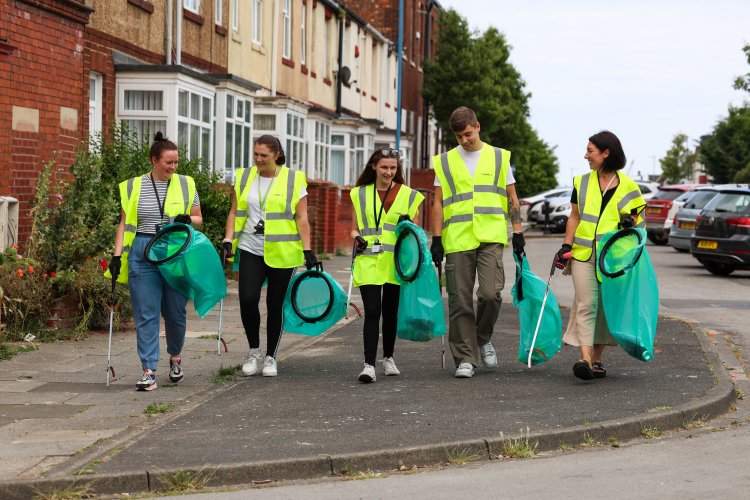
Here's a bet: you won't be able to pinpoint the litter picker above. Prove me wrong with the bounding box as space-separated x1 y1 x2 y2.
216 246 228 354
345 240 362 319
105 273 116 386
436 259 445 369
527 251 570 368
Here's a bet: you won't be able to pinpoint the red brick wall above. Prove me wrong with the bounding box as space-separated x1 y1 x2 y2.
0 0 92 246
409 168 434 233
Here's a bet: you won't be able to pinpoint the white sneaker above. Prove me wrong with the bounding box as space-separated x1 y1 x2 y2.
261 356 278 377
455 362 474 378
382 357 400 376
480 342 498 368
241 348 263 376
358 363 376 383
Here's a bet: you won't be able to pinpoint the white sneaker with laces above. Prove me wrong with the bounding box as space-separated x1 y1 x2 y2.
480 342 498 368
382 357 400 376
358 363 376 383
261 355 278 377
241 348 263 376
455 362 474 378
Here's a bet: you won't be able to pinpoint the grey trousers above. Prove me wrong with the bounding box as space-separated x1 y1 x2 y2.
444 243 505 367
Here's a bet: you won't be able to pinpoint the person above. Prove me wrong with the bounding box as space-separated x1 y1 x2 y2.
554 130 646 380
108 132 202 391
223 135 316 378
431 106 525 378
349 148 424 383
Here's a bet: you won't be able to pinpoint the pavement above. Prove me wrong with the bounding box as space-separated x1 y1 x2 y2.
0 230 737 499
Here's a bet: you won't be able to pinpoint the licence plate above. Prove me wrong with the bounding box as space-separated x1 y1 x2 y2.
647 207 661 214
679 221 695 230
697 240 718 249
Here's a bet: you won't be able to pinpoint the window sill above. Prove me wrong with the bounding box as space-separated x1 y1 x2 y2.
251 43 266 55
301 65 309 75
183 9 204 26
311 71 317 79
323 77 332 86
127 0 154 14
282 57 295 69
215 25 227 36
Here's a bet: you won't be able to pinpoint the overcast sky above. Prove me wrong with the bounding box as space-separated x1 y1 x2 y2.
436 0 750 185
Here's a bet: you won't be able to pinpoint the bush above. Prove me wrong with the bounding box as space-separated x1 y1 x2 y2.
0 247 53 336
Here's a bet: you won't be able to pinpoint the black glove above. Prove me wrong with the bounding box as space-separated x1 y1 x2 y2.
109 255 121 281
354 235 368 255
512 232 525 256
173 214 192 224
222 241 233 266
619 214 635 229
430 236 444 267
397 214 411 223
554 244 573 270
303 250 317 270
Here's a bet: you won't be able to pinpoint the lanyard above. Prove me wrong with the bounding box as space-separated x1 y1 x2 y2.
257 167 280 212
600 171 617 195
149 173 170 220
372 181 393 232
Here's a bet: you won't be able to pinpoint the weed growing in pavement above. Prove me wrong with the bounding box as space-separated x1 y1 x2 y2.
340 468 384 481
156 468 215 492
559 444 574 452
608 437 620 448
445 447 481 465
647 405 671 413
735 387 746 400
500 429 538 459
641 426 663 439
211 364 242 383
144 402 174 417
32 478 93 499
681 418 705 430
580 433 597 447
0 342 36 361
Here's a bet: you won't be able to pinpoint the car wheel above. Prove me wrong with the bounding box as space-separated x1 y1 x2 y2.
700 260 735 276
647 231 668 245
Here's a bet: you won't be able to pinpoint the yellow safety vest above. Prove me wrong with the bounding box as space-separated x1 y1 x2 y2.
105 174 196 284
351 183 424 286
229 166 306 268
433 144 511 254
572 171 646 264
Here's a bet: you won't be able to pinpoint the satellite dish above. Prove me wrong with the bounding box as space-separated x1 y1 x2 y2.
339 66 351 85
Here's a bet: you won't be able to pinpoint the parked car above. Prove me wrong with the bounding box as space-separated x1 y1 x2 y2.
520 187 571 222
690 185 750 276
645 184 704 245
635 180 660 201
528 190 574 233
668 186 722 252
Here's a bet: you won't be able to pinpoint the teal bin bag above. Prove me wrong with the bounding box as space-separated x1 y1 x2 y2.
283 263 348 336
511 253 562 366
393 221 446 342
144 223 227 318
597 227 659 362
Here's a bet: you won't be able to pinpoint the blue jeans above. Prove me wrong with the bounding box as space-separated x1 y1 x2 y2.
129 235 188 371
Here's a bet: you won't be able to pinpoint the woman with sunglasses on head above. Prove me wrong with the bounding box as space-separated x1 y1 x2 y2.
223 135 316 378
350 148 424 383
107 132 202 391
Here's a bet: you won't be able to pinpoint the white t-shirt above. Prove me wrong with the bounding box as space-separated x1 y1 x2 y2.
238 175 308 256
434 144 515 187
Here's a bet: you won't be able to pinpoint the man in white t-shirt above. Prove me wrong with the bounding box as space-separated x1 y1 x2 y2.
431 106 525 378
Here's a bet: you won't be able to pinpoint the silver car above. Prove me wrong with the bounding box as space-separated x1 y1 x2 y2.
668 187 721 252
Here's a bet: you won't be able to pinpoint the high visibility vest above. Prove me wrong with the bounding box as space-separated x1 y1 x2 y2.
572 171 646 265
105 174 196 284
351 183 424 286
433 144 510 254
229 166 306 268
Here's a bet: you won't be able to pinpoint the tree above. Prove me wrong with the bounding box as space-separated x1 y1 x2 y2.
700 106 750 183
659 133 698 184
423 9 558 196
733 44 750 94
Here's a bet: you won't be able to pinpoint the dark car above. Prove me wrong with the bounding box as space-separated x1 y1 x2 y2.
668 187 721 252
690 185 750 276
645 184 703 245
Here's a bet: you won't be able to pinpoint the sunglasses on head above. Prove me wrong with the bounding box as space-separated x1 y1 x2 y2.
378 148 400 158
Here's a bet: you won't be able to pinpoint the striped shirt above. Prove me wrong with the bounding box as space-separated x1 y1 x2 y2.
136 174 200 234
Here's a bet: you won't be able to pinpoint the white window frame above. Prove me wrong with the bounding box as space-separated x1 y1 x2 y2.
300 4 306 66
252 0 263 44
88 72 103 149
215 91 253 181
215 0 222 25
177 89 214 164
231 0 238 31
184 0 200 14
282 0 292 59
349 134 365 186
323 17 330 77
330 132 346 185
313 120 331 180
285 112 306 172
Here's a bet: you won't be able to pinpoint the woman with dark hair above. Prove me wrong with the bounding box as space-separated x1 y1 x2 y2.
554 131 646 380
223 134 316 377
107 132 202 391
349 148 424 383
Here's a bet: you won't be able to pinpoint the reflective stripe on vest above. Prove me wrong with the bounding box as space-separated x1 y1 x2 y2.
230 166 305 269
433 144 510 253
350 184 424 286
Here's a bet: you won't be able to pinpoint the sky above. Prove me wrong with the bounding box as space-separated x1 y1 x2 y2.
436 0 750 185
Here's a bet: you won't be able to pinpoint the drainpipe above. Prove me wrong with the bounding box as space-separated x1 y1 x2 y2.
166 0 173 64
271 0 279 95
421 0 435 168
175 0 182 65
395 0 404 152
335 8 344 116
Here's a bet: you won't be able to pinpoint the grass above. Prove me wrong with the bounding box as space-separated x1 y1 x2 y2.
144 402 174 417
580 433 597 448
32 480 93 499
500 430 538 459
445 447 481 465
559 444 574 452
641 426 663 439
647 405 671 413
156 468 215 492
211 364 242 383
338 466 384 480
681 418 706 430
0 341 37 361
608 437 620 448
735 387 746 400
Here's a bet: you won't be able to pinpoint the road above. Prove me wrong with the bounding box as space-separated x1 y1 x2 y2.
152 237 750 499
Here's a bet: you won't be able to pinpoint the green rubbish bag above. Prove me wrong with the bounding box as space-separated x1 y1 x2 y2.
597 228 658 362
282 265 348 336
144 223 227 318
511 252 562 366
393 221 446 342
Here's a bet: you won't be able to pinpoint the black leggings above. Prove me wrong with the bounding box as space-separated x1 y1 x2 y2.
238 250 294 357
359 283 400 366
